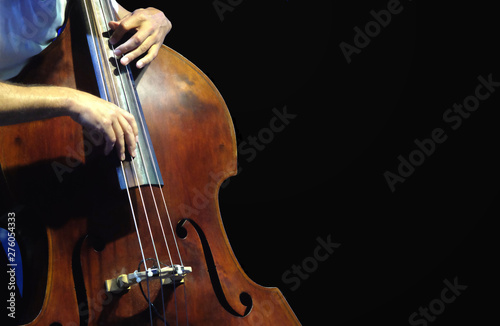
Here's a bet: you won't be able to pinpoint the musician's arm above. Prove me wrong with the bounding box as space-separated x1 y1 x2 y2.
0 82 67 125
114 2 132 19
0 81 138 160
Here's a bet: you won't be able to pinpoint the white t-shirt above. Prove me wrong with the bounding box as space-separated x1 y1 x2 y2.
0 0 120 81
0 0 68 80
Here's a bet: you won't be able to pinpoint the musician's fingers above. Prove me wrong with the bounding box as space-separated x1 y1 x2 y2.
119 35 159 68
108 18 135 47
119 110 139 144
116 112 137 158
108 8 170 67
136 43 161 68
102 123 117 157
111 119 126 161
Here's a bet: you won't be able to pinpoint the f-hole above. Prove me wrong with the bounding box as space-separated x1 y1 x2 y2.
176 218 253 317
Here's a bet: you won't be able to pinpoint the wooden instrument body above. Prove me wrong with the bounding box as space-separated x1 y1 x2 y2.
0 6 300 326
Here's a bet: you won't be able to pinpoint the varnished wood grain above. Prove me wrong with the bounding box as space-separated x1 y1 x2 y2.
0 6 300 325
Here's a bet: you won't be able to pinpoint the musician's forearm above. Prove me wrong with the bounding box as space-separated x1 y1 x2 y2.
114 2 131 19
0 81 138 160
0 82 69 126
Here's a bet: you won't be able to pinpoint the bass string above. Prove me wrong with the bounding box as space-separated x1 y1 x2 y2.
114 12 191 322
82 1 155 322
109 3 191 322
100 0 180 268
82 0 150 268
123 51 185 267
89 0 158 270
128 150 169 326
110 4 191 322
119 162 154 326
99 0 188 324
95 0 167 269
88 0 168 325
100 3 166 326
96 0 187 275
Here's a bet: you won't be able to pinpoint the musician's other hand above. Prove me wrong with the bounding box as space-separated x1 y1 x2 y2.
67 90 139 161
108 8 171 69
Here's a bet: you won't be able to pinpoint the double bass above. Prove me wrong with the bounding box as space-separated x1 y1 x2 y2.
0 0 301 325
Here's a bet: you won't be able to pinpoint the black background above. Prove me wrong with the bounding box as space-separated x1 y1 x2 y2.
119 1 497 325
